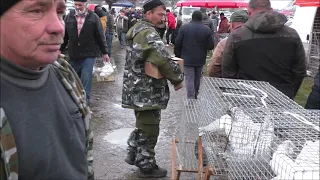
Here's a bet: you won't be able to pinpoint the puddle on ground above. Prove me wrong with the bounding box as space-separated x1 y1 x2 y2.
104 128 135 146
104 128 167 147
113 103 123 109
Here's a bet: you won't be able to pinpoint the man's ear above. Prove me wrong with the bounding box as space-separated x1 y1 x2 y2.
146 10 152 17
248 8 253 16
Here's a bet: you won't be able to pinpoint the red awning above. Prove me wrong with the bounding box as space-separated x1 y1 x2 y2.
176 0 208 7
88 4 97 11
294 0 320 7
176 0 248 8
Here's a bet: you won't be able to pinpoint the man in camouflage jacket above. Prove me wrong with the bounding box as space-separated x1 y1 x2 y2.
121 0 184 178
0 0 93 179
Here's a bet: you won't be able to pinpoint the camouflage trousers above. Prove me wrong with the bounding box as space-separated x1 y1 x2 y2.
127 110 161 172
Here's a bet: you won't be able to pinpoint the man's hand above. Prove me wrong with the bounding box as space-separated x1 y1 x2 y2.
174 83 183 91
103 54 110 62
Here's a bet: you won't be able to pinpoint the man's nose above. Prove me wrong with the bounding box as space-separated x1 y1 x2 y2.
46 13 65 36
161 15 165 21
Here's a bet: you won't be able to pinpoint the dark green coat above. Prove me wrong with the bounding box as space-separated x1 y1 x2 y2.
122 20 183 110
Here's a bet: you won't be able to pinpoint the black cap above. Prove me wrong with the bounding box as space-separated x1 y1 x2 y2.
143 0 165 13
192 10 202 21
74 0 88 2
1 0 20 16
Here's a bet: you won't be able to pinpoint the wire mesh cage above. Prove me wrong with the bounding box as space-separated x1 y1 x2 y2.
225 108 319 180
196 77 319 179
199 77 303 110
307 8 320 77
199 107 320 180
172 99 204 179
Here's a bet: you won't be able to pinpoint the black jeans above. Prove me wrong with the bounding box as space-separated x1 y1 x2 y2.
158 28 166 40
305 70 320 109
166 28 174 44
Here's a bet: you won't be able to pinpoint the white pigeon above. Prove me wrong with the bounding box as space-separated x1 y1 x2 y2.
198 114 232 134
294 140 320 179
270 140 320 180
270 140 296 179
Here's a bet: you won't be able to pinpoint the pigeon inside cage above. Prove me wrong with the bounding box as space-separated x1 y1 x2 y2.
180 78 319 179
196 107 320 180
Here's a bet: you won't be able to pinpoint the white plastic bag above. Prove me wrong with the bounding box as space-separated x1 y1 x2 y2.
100 62 114 78
93 58 117 82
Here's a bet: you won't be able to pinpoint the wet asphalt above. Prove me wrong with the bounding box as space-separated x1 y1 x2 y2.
90 41 197 180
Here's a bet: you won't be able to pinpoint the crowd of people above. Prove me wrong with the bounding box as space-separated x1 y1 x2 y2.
1 0 319 179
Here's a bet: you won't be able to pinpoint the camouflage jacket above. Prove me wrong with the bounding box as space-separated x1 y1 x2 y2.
122 20 184 111
0 56 94 180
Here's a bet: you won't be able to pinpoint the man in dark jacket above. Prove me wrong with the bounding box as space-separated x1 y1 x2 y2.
222 0 306 99
211 11 219 46
102 7 115 57
61 0 109 104
305 70 320 109
200 7 214 33
174 11 214 99
128 7 139 29
115 9 129 48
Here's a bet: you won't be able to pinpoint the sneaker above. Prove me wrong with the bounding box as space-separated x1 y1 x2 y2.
124 152 135 165
138 165 167 178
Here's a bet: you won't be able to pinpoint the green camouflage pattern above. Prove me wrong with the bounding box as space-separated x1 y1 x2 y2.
122 20 184 111
0 55 94 180
0 108 18 180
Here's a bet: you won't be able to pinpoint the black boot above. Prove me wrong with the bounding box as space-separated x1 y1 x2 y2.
125 146 137 165
125 129 140 165
125 151 136 165
138 165 167 178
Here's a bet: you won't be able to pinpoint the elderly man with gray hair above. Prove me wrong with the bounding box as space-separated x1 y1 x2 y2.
200 7 214 33
222 0 306 99
1 0 94 179
208 10 248 77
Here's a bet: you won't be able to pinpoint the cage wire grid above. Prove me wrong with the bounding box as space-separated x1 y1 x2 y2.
226 108 319 180
307 7 320 77
195 77 319 179
199 77 303 111
174 99 203 173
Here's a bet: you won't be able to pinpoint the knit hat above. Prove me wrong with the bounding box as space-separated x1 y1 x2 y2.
230 10 249 23
74 0 88 2
143 0 165 13
0 0 20 16
192 10 202 21
1 0 68 17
